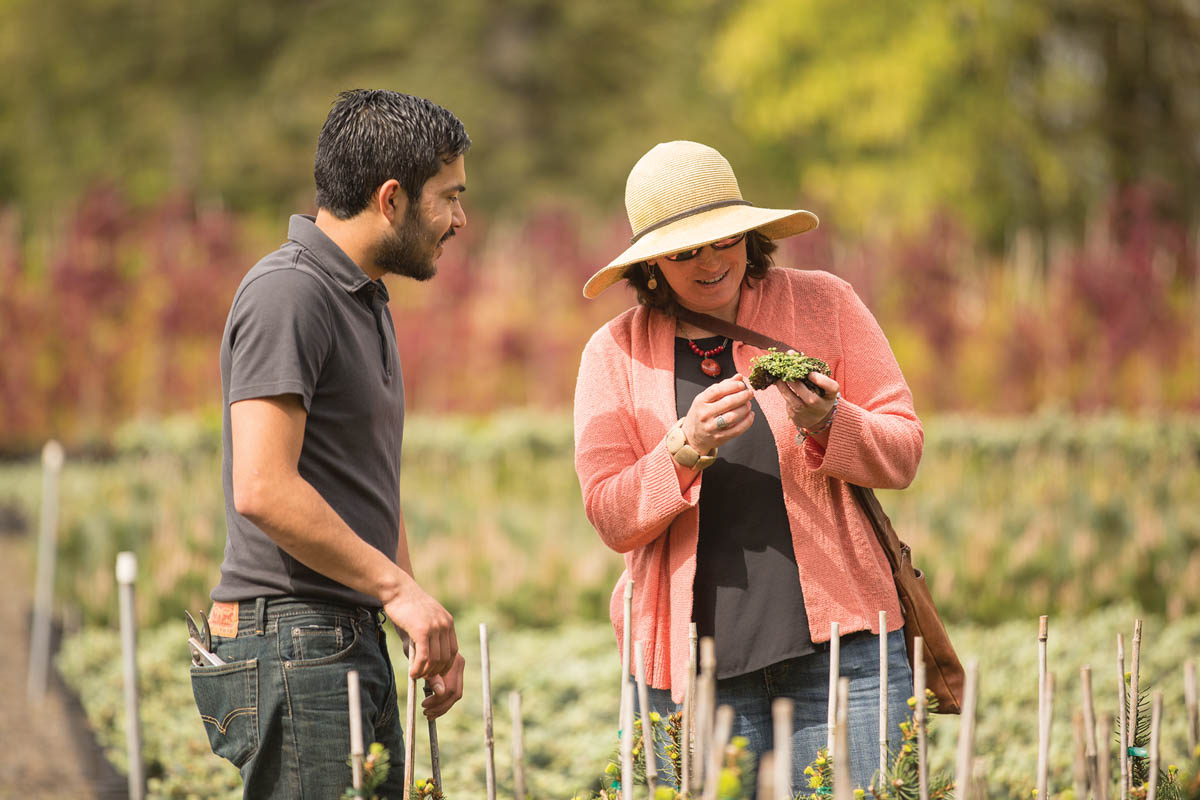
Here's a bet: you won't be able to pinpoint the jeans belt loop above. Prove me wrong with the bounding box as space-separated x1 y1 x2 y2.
255 597 267 636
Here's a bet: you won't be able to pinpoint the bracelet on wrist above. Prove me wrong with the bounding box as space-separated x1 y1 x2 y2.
665 419 718 470
796 395 839 442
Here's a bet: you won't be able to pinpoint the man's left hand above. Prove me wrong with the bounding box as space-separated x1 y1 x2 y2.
421 653 466 719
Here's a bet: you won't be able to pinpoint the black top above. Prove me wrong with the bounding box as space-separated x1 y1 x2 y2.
675 335 815 678
213 215 404 608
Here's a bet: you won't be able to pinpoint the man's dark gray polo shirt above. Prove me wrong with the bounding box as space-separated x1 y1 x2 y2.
213 214 403 609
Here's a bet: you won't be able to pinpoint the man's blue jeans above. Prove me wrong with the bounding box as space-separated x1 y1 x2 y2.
190 597 406 799
647 629 914 795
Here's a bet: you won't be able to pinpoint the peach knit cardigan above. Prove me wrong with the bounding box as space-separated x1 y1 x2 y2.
573 266 923 703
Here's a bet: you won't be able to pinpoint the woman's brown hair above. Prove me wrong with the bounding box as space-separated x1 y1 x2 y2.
621 230 777 315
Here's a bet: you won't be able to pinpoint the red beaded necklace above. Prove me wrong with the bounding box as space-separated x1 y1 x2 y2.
687 337 729 378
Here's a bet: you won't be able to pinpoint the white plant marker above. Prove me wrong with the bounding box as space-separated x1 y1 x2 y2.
1118 634 1129 800
1147 690 1162 800
834 677 852 800
510 691 526 800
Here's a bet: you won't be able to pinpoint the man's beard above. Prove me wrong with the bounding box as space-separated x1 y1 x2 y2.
375 207 452 282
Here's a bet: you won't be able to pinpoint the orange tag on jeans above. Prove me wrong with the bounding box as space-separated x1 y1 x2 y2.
208 601 239 638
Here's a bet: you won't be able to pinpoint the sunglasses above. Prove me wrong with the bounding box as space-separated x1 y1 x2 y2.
662 231 747 262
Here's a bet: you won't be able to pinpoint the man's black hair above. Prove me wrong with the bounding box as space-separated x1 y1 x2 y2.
314 89 471 220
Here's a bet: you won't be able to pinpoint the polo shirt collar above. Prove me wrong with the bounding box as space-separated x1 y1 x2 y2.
288 214 382 297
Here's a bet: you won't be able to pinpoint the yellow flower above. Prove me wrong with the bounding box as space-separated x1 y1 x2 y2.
805 766 815 776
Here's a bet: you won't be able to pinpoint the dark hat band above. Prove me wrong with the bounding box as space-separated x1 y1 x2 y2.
629 199 753 244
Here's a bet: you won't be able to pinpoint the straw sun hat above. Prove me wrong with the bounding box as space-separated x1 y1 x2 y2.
583 140 819 298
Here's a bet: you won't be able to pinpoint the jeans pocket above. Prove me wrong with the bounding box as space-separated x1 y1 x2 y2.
190 658 259 768
280 616 359 665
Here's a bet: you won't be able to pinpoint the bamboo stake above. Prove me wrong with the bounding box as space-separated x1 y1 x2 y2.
404 668 418 800
1083 665 1099 796
703 705 734 800
834 677 852 800
828 621 841 757
348 670 364 790
694 637 716 795
1146 691 1162 800
423 684 442 791
1044 673 1057 799
1037 615 1049 800
683 623 698 796
757 752 776 800
972 756 990 800
510 691 526 800
480 624 497 800
635 641 658 797
1072 711 1088 800
773 697 794 800
1185 660 1198 755
1129 620 1142 754
1097 712 1112 800
1117 634 1129 800
914 637 928 800
116 552 145 800
622 673 634 799
954 659 979 800
878 610 888 787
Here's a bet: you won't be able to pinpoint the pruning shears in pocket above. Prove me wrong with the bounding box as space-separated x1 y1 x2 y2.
185 610 226 667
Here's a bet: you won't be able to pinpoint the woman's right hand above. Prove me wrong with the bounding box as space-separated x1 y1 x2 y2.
681 374 755 455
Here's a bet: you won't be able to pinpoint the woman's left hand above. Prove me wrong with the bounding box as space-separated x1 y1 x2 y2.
776 371 840 431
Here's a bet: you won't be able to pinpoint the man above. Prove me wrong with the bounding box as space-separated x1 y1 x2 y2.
190 89 469 799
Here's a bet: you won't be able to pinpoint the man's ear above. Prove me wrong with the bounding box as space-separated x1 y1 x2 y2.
376 179 407 223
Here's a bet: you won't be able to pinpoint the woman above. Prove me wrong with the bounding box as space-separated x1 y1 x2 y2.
573 141 922 792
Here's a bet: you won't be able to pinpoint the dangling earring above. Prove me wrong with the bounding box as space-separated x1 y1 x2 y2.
646 264 658 291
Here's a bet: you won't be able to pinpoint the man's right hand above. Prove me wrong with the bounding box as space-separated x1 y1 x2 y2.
383 579 458 679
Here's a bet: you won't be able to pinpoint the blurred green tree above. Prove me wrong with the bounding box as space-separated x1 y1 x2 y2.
709 0 1200 249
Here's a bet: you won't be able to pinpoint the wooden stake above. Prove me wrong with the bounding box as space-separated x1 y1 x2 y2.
621 678 635 800
954 659 979 800
480 624 497 800
834 677 852 800
635 641 658 797
26 440 63 704
1185 660 1198 755
694 637 716 795
879 610 888 787
404 668 417 800
348 670 364 790
1147 691 1162 800
757 752 776 800
703 705 734 800
1097 712 1112 800
510 691 526 800
1129 620 1142 754
682 623 698 796
971 756 990 800
914 637 928 800
1117 633 1129 800
1083 665 1099 796
1037 615 1049 800
772 697 794 800
116 552 145 800
423 684 442 791
1072 711 1088 800
828 621 841 757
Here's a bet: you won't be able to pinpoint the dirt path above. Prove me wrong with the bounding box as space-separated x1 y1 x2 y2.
0 534 100 800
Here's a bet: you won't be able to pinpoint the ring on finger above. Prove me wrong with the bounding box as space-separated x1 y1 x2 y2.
716 414 728 430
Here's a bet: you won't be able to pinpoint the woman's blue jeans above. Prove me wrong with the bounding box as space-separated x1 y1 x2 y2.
647 628 914 795
189 597 406 799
